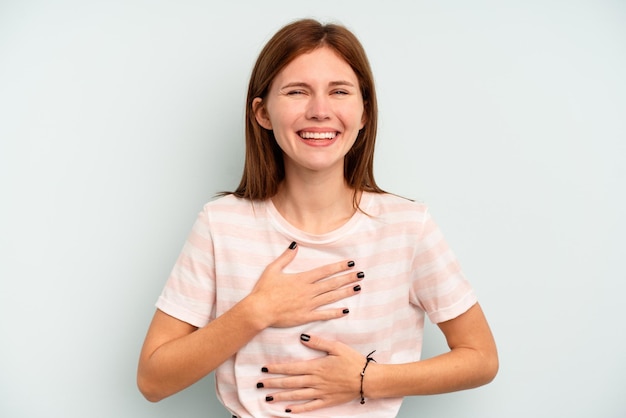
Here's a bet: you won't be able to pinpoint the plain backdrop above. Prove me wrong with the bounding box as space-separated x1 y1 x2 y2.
1 1 624 417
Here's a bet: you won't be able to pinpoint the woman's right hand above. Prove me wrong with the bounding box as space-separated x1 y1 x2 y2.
138 241 362 402
247 242 363 328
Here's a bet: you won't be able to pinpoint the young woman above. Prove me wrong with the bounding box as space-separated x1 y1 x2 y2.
137 18 498 417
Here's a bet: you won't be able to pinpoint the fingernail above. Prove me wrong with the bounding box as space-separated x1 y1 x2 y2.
343 308 350 314
285 409 292 413
300 333 311 342
357 271 365 279
289 241 297 250
266 395 274 402
347 260 355 267
353 284 361 292
256 382 264 388
261 367 268 373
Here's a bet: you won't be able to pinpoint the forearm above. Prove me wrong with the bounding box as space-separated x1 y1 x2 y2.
365 303 498 399
364 346 498 399
137 247 360 403
138 296 267 402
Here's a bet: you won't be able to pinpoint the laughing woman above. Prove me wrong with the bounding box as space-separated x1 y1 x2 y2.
137 18 498 418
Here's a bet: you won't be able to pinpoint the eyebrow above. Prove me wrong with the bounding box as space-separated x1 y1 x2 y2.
280 80 357 89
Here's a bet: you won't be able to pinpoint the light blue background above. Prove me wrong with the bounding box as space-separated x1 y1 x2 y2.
1 1 624 417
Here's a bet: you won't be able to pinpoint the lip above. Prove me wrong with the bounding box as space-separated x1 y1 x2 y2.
298 127 340 134
298 128 340 138
297 129 340 147
299 131 338 139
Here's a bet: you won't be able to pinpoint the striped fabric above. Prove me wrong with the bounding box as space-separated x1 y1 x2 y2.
156 192 477 417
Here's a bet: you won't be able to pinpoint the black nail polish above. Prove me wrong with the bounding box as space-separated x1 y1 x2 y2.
300 333 311 342
357 271 365 279
353 284 361 292
347 260 355 267
285 409 292 413
289 241 297 250
266 395 274 402
256 382 264 388
261 367 268 373
343 308 350 314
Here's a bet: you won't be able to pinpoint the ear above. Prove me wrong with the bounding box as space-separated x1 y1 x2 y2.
359 102 367 130
253 97 272 130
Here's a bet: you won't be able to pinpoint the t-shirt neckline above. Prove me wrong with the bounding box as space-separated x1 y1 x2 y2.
265 191 373 245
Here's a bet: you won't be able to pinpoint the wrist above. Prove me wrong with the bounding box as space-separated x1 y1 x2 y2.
359 350 378 404
235 294 273 331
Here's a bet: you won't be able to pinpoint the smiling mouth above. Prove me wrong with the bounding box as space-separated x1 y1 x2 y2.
298 131 338 139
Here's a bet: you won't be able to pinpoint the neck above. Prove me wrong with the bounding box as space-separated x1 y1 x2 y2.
272 169 358 235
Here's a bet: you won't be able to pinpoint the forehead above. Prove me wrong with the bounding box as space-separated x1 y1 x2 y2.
273 46 358 85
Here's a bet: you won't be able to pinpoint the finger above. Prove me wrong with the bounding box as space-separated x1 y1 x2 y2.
315 270 364 295
259 374 311 390
309 281 362 314
312 288 361 312
305 306 353 322
305 259 356 283
263 358 318 376
311 272 364 307
299 333 340 355
285 398 329 414
268 241 299 271
265 387 319 404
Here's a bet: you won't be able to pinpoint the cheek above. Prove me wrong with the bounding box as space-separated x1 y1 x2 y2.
341 100 365 125
267 107 300 132
342 107 366 131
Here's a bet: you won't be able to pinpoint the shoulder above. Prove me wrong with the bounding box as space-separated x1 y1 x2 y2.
197 195 269 228
360 192 433 238
201 194 263 214
365 192 430 220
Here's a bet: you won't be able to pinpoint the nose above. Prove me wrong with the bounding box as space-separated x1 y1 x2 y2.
305 94 331 120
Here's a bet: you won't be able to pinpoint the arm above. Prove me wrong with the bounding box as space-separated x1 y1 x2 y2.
137 243 363 402
364 302 498 398
260 302 498 413
137 299 265 402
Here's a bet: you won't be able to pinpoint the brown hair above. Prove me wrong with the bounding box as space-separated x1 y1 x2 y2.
228 18 385 205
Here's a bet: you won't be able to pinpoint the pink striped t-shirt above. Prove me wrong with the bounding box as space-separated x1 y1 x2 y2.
156 192 477 417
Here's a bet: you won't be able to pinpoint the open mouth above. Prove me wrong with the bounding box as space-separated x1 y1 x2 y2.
298 131 338 140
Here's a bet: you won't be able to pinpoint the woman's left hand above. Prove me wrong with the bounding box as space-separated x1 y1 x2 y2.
259 334 365 413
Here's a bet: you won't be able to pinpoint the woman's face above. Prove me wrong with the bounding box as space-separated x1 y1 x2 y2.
254 46 365 176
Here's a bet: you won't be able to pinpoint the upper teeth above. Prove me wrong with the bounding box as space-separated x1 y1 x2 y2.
300 132 337 139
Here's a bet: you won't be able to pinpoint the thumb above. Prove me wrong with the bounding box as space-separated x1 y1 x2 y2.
270 241 299 271
299 333 339 355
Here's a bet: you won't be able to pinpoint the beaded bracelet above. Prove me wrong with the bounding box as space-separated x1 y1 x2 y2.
359 350 377 404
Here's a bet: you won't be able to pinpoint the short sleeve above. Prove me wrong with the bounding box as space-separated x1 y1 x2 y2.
156 205 217 328
409 208 477 324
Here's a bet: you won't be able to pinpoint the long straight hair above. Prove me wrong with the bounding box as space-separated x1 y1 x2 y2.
228 19 385 206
